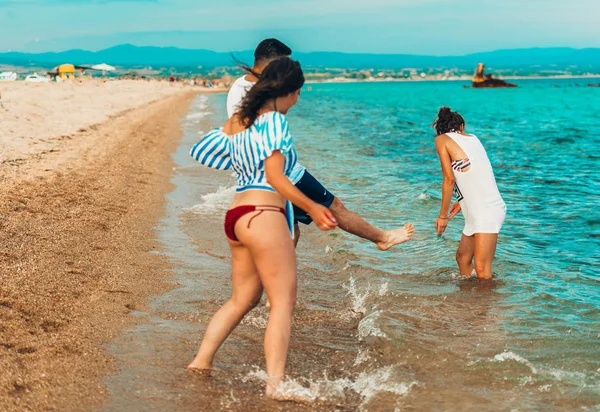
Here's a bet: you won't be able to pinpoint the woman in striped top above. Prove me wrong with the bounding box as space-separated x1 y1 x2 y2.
187 58 337 397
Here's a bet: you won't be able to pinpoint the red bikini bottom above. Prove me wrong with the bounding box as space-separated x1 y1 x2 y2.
224 205 286 241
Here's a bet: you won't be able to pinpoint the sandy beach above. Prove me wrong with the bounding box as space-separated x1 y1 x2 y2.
0 81 209 411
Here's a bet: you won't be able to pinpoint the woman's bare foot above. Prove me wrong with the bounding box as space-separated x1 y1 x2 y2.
265 375 283 398
377 223 414 251
187 358 216 372
187 367 214 376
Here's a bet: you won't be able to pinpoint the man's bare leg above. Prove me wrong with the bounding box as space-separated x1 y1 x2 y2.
328 197 413 251
293 223 300 247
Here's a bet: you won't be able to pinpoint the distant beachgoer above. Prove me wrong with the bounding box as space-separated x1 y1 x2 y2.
187 58 337 397
228 38 414 251
0 92 5 110
432 107 506 279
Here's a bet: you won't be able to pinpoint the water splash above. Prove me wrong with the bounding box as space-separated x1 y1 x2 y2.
354 349 371 366
243 366 416 407
342 276 370 314
358 310 387 339
241 312 268 329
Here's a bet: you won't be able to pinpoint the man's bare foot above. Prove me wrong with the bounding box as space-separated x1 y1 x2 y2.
376 223 414 251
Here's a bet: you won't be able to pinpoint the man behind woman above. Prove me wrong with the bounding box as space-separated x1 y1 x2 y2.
227 38 414 249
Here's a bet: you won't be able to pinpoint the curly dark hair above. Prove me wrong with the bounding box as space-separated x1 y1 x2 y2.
431 106 465 135
237 57 304 127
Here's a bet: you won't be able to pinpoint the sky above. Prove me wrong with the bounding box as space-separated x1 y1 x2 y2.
0 0 598 55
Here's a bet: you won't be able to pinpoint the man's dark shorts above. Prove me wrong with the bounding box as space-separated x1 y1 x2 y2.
293 170 335 225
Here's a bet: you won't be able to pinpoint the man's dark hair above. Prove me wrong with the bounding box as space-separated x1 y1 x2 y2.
238 57 304 127
254 39 292 63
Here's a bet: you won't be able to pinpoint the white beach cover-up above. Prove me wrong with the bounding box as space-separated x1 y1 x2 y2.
447 132 506 236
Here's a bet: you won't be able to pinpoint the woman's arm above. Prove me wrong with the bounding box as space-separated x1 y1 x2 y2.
434 135 455 236
265 151 337 231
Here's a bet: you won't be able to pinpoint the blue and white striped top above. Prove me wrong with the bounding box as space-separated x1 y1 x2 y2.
190 112 302 193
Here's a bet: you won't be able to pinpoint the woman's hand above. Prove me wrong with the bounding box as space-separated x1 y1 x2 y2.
448 202 461 220
309 204 338 231
435 217 449 236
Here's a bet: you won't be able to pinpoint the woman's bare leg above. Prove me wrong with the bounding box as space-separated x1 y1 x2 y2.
473 233 499 280
188 243 262 370
238 212 297 397
265 222 300 308
456 234 475 276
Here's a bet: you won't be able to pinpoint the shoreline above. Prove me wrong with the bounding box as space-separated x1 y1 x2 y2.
0 89 218 411
306 74 600 84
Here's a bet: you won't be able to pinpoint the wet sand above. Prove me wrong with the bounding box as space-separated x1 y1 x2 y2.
0 88 200 411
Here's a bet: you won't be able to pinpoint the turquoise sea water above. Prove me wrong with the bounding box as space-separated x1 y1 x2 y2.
178 80 599 409
292 79 600 399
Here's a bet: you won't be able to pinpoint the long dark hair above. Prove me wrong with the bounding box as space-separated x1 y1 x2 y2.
431 106 465 135
231 54 260 79
238 57 304 127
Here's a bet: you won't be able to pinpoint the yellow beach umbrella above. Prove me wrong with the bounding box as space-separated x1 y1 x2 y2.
57 64 75 79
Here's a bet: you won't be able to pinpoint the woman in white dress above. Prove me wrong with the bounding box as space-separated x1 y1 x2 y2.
432 107 506 279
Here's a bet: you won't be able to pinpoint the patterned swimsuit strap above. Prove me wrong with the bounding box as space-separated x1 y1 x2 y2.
452 157 471 172
247 205 286 228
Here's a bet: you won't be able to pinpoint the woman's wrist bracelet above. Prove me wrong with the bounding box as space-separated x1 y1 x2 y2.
438 216 449 219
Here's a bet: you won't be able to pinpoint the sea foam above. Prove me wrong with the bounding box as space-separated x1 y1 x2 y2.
186 186 235 215
243 366 416 407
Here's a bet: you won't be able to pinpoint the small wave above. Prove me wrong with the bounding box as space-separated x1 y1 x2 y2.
492 351 588 384
493 351 536 371
186 186 235 215
243 366 416 407
186 111 212 120
417 192 431 200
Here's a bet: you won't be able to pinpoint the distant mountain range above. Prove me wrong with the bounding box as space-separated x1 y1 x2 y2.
1 45 599 71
